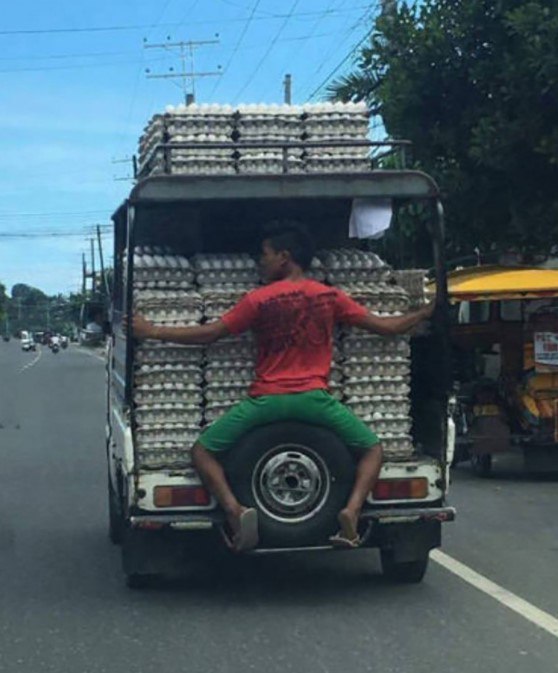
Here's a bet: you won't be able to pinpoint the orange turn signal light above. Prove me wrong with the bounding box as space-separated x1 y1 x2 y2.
373 478 428 501
154 486 211 508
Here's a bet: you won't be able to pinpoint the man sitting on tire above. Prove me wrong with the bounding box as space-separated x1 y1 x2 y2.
130 221 434 551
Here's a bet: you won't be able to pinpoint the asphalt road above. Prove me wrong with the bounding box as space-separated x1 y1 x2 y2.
1 339 558 673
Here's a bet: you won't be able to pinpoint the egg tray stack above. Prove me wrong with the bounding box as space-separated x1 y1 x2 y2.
138 101 371 177
342 333 413 461
305 257 326 283
132 247 204 470
131 246 419 468
194 254 259 424
138 114 164 173
391 270 428 309
321 249 415 461
134 344 204 469
303 102 370 174
132 246 195 291
138 104 236 177
236 104 304 175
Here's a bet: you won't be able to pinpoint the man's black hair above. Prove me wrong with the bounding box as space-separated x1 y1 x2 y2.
262 220 315 271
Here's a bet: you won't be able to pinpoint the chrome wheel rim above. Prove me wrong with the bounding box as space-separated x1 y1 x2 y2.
252 444 330 523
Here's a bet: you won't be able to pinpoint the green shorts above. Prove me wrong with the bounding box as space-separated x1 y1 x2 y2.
198 389 379 454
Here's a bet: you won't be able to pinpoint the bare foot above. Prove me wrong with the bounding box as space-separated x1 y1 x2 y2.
338 508 359 542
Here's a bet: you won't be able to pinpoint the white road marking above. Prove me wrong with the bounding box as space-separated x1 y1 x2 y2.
431 549 558 638
18 346 42 373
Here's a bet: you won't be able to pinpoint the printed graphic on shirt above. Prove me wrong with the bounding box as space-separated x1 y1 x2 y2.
255 288 339 357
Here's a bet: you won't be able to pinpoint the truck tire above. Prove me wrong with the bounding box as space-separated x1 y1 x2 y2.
225 422 355 548
108 474 124 545
380 550 429 583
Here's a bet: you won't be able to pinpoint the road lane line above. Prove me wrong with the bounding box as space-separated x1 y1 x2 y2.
18 346 42 373
431 549 558 638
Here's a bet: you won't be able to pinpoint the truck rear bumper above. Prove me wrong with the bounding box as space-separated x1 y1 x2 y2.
129 505 455 533
122 507 455 572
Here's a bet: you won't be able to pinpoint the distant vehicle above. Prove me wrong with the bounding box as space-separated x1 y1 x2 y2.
34 331 45 344
60 336 69 349
444 265 558 475
21 337 36 352
20 330 31 341
51 343 60 354
49 334 61 350
2 335 10 342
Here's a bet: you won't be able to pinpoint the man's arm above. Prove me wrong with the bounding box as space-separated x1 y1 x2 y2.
352 302 435 336
126 313 230 345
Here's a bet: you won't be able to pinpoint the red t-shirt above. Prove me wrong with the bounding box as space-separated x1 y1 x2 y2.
221 279 368 396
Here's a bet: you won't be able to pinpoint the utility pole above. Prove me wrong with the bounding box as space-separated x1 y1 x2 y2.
96 225 110 298
283 74 292 104
112 156 135 182
144 37 222 104
90 238 96 294
82 253 87 296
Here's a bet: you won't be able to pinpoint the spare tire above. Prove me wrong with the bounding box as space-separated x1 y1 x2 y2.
224 422 356 548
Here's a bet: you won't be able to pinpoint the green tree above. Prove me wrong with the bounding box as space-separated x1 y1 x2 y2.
0 282 7 324
328 0 558 257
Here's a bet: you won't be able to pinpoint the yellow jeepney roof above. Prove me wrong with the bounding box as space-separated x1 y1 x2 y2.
434 266 558 302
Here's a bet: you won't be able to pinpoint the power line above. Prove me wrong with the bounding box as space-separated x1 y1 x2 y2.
210 0 262 98
262 0 342 100
216 0 270 13
306 26 374 101
0 6 371 36
0 232 112 238
114 0 182 160
298 2 378 100
0 49 136 62
0 31 339 65
0 209 109 217
0 54 172 74
234 0 302 102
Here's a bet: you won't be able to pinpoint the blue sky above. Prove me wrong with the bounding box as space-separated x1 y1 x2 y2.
0 0 379 295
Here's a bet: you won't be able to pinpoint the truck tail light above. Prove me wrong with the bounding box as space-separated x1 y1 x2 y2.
154 486 210 508
373 478 428 501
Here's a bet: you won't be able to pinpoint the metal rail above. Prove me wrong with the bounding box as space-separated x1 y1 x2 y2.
138 139 413 178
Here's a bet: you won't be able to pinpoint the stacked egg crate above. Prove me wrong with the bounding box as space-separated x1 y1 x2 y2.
138 114 164 174
303 102 370 174
194 254 259 424
138 102 371 177
130 246 420 467
132 247 204 469
392 270 428 309
138 104 236 177
322 249 415 460
236 104 304 174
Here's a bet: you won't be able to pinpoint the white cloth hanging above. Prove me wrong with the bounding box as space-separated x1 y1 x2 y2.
349 198 393 239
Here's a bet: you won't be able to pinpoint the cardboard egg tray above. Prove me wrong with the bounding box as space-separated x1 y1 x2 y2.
133 249 426 467
138 102 371 177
